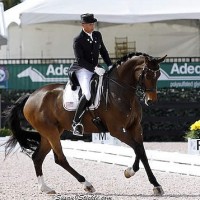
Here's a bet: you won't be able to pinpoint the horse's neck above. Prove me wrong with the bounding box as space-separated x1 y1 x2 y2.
117 61 136 85
108 65 136 102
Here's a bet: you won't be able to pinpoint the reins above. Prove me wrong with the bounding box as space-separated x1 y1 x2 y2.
105 73 137 93
104 65 149 98
102 70 146 107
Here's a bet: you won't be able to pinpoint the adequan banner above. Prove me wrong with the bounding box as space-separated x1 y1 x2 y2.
1 62 200 90
158 62 200 88
3 64 69 90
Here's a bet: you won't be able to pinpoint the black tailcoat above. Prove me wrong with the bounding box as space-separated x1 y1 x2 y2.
71 30 112 72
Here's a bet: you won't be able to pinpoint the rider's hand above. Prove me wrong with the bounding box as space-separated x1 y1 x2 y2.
108 65 112 71
94 66 105 76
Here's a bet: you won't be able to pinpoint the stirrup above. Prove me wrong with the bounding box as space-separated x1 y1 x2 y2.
72 122 84 136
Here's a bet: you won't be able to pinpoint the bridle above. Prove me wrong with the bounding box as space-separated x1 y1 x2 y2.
137 63 160 94
104 57 160 98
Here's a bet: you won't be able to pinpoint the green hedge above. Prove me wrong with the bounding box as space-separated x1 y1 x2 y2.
0 128 11 137
1 88 200 141
142 88 200 141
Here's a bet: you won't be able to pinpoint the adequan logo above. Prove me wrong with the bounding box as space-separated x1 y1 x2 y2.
171 63 200 75
159 63 200 81
17 65 68 82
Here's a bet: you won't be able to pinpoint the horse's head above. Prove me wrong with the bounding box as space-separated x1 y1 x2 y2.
138 55 167 106
110 52 167 106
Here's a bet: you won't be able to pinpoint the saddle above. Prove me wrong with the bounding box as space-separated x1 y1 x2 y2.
64 67 109 133
63 74 103 111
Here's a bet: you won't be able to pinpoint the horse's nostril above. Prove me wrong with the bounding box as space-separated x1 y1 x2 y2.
146 99 155 106
147 100 153 105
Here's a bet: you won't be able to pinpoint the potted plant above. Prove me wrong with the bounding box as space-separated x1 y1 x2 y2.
185 120 200 155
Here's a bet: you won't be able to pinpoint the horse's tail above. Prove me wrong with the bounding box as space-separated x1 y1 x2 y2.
3 94 41 158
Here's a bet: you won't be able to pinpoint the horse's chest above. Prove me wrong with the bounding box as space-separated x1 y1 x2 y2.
111 92 131 113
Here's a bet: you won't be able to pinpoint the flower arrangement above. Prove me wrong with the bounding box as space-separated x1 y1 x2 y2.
185 120 200 139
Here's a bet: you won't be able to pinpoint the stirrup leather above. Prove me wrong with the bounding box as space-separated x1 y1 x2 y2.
72 122 84 136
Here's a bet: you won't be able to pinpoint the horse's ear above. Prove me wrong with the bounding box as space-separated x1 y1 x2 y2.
157 55 167 63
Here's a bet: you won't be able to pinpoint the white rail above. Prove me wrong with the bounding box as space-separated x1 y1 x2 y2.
61 140 200 176
1 137 200 176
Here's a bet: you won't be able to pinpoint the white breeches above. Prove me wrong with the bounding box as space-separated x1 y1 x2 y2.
75 68 94 101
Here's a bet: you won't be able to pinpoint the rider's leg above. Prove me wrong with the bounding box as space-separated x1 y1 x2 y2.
72 94 88 135
72 68 93 136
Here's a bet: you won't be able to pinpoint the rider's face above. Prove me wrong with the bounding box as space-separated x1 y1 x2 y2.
82 23 95 33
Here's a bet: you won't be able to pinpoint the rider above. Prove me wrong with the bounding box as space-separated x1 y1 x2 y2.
69 13 112 136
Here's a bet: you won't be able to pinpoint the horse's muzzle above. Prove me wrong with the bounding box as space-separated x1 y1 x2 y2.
145 99 156 106
145 93 157 106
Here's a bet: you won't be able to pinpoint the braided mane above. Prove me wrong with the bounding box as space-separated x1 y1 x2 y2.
112 52 153 68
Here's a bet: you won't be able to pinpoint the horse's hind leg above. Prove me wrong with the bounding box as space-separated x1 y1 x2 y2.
47 130 95 193
32 137 56 194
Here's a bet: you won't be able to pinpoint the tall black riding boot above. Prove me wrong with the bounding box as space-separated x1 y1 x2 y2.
72 95 88 136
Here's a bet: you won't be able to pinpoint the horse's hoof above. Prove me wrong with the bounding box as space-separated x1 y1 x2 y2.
124 167 135 178
153 186 164 196
40 186 56 194
47 190 56 194
82 180 95 193
84 185 95 193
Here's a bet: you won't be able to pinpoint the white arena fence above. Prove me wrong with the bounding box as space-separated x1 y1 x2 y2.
0 137 200 176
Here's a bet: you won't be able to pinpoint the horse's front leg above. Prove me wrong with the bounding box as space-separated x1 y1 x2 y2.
124 155 139 178
137 144 164 196
123 119 164 196
138 143 164 195
125 141 164 196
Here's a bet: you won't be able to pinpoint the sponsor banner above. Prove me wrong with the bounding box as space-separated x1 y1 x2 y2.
1 62 200 90
158 62 200 88
0 65 9 89
5 64 70 90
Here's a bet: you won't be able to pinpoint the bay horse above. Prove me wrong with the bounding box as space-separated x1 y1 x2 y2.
2 52 167 195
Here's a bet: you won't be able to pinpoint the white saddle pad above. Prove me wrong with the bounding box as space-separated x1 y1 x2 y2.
63 76 103 111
